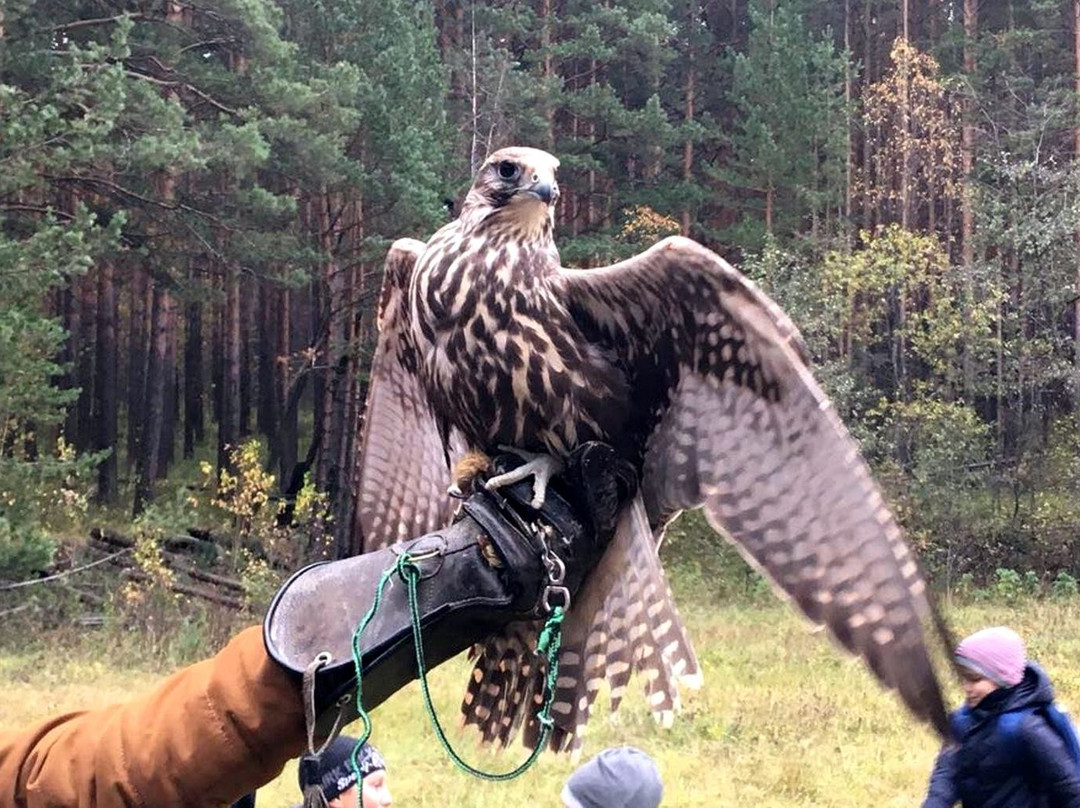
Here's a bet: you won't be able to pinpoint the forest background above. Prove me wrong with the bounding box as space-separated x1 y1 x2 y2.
2 0 1080 634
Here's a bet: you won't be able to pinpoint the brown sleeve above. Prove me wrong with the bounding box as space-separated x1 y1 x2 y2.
0 625 306 808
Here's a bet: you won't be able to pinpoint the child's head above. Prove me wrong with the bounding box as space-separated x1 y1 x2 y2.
954 626 1026 707
299 736 391 808
560 746 662 808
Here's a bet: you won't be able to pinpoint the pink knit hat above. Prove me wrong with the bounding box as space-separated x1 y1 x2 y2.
955 626 1026 687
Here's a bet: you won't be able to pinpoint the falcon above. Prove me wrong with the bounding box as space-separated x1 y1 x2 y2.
352 146 950 751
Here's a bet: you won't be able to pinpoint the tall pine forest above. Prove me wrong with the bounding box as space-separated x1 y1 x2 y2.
2 0 1080 608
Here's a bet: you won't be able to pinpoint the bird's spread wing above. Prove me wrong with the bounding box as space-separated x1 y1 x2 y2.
352 238 463 552
558 236 950 735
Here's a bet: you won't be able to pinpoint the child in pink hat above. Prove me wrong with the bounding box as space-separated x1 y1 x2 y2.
921 626 1080 807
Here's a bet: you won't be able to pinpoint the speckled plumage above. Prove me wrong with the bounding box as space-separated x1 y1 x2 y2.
352 147 950 752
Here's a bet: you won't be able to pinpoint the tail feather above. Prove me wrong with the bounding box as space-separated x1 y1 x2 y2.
461 624 539 745
459 495 702 754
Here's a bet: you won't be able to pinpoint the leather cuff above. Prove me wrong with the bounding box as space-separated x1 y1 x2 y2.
263 442 628 733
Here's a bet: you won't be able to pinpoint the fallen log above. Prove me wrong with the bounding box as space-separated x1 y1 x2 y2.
87 537 247 610
119 568 244 610
88 533 244 593
90 527 222 558
64 583 106 607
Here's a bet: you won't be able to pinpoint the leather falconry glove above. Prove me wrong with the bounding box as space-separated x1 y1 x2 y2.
263 441 635 740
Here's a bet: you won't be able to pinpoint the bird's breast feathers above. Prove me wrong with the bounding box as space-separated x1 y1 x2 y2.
405 233 616 452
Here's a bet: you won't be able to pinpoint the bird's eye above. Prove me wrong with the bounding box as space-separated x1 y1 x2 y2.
497 161 520 180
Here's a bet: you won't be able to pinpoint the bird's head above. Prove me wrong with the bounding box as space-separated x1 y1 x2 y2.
460 147 560 238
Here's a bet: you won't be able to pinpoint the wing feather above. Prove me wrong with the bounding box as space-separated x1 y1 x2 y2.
352 238 463 552
560 236 950 735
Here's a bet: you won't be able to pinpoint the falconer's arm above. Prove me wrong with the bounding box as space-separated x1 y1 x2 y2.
0 626 304 808
0 444 626 808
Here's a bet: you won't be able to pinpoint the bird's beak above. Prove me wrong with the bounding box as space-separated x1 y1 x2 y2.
527 179 558 205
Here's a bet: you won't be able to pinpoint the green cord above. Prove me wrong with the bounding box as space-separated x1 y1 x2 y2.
348 551 566 784
346 562 398 784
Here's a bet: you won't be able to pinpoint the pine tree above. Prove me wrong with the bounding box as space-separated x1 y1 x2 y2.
724 0 848 247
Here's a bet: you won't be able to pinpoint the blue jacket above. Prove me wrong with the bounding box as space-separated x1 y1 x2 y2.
922 664 1080 808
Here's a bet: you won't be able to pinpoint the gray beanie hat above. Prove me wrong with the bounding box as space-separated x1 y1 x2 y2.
561 746 663 808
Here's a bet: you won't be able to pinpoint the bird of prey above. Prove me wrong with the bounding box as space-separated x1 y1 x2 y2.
351 146 950 752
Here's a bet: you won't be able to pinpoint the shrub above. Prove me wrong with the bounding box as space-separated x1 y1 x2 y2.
993 568 1023 602
1022 571 1041 597
207 439 331 612
0 516 53 582
1052 571 1079 600
954 572 977 599
0 435 98 582
102 440 331 651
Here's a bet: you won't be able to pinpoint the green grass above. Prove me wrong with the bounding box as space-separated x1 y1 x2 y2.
5 599 1080 807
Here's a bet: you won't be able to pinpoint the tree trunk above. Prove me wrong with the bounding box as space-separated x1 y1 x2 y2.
1007 247 1021 456
309 195 329 490
311 267 326 480
158 305 176 476
218 267 242 475
681 5 696 237
862 0 875 229
995 255 1006 454
539 0 554 149
316 190 355 554
211 268 224 427
74 271 97 453
94 260 118 501
569 113 580 237
437 0 465 115
765 183 774 234
900 0 911 229
468 2 481 174
49 286 71 455
844 0 853 234
62 281 82 447
59 188 92 453
334 198 364 556
127 263 149 469
276 287 297 491
1074 0 1080 401
587 63 598 234
134 284 172 515
138 16 182 485
239 274 252 437
257 281 275 440
962 0 977 398
184 291 205 459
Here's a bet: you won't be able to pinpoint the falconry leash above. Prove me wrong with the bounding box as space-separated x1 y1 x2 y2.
273 442 629 805
293 510 574 798
346 530 570 784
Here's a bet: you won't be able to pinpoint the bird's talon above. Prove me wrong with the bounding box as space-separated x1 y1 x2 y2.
484 452 563 508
